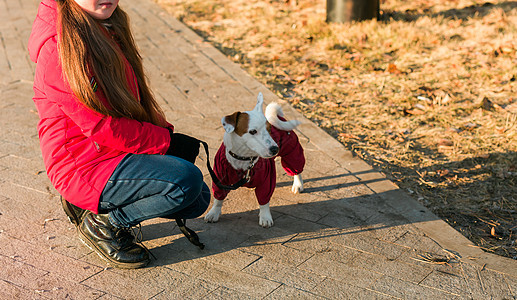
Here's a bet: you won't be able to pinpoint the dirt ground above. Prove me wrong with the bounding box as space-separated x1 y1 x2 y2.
153 0 517 259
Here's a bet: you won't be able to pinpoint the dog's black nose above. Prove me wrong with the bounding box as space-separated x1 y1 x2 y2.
269 146 279 156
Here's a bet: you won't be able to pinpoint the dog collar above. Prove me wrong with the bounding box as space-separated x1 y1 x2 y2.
228 151 258 162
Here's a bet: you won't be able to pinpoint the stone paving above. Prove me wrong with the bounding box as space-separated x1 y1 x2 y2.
0 0 516 299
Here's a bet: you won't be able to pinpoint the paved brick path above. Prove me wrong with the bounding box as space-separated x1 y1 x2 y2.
0 0 516 298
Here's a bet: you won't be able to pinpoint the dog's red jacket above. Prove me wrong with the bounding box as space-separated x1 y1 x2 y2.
212 126 305 205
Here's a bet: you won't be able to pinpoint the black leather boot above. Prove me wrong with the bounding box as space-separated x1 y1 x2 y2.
78 212 150 269
61 196 87 226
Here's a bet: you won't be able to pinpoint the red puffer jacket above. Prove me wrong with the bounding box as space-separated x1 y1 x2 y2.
28 0 171 213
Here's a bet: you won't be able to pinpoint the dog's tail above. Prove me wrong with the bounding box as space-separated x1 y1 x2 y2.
265 102 301 131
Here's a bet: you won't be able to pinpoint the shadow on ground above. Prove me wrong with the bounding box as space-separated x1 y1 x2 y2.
381 1 517 22
139 179 443 267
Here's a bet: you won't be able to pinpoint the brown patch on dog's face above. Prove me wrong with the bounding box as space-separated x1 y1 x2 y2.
234 113 249 136
266 121 272 133
224 112 249 136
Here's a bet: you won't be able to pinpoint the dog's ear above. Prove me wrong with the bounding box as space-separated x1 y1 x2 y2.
222 112 250 135
221 112 238 133
253 92 264 114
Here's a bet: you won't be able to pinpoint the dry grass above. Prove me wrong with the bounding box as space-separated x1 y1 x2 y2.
153 0 517 259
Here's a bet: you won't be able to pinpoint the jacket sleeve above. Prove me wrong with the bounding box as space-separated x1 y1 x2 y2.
41 41 170 155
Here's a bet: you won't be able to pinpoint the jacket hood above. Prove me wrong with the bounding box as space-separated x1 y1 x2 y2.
28 0 58 63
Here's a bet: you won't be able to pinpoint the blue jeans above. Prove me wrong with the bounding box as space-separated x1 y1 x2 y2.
99 154 211 228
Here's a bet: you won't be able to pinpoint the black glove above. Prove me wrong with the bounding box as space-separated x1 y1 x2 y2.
166 129 200 163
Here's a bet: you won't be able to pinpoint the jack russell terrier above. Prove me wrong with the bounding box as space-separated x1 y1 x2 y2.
204 93 305 228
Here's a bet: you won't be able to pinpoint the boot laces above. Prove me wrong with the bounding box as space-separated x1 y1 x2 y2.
126 224 156 260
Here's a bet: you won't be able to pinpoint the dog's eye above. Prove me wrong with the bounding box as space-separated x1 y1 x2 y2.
249 129 257 135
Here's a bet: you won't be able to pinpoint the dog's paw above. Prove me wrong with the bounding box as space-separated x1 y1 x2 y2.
259 214 274 228
204 207 221 223
291 184 304 194
291 174 304 194
259 204 274 228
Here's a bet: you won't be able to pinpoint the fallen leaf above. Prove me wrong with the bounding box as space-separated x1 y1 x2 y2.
437 169 450 177
419 86 433 93
462 122 479 131
294 70 311 83
339 133 359 140
448 127 461 133
414 103 426 111
323 101 339 108
404 107 425 115
387 63 401 74
438 139 454 146
480 97 494 111
417 96 431 102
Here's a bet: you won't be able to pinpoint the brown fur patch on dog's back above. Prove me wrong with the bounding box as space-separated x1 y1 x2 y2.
224 112 249 136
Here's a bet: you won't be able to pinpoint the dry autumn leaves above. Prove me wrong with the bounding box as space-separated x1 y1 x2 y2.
154 0 517 259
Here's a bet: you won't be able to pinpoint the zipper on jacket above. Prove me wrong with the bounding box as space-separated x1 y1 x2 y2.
93 141 101 152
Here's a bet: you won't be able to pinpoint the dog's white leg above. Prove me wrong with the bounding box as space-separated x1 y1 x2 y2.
291 174 304 194
204 199 223 223
258 203 274 228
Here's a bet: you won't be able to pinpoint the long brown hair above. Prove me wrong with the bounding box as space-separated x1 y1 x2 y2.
57 0 166 126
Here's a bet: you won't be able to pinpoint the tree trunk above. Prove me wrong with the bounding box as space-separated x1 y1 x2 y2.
326 0 379 23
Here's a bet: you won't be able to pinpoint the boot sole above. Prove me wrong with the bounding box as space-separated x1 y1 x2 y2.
77 226 150 269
